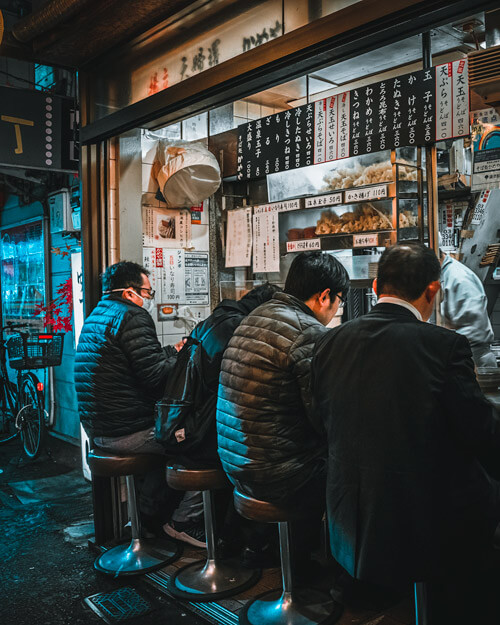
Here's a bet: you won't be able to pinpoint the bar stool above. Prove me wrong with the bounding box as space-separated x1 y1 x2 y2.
166 467 261 601
414 582 431 625
234 489 340 625
88 449 181 576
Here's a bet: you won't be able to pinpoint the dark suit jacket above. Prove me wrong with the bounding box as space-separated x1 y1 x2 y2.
312 303 500 588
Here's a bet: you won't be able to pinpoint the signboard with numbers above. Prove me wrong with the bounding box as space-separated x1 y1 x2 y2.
237 60 469 180
345 185 388 203
286 239 321 252
353 233 379 248
305 193 342 208
471 107 500 191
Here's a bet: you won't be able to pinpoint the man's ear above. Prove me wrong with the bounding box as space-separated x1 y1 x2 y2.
319 288 330 305
372 278 378 296
425 280 441 302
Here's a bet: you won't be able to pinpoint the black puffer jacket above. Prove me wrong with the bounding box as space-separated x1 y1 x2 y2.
75 294 177 438
216 292 328 500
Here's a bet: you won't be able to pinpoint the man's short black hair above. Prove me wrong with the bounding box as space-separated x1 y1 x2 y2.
284 251 350 301
377 243 441 301
102 261 149 293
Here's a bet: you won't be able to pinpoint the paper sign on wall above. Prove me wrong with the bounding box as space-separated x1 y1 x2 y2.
253 211 280 273
226 207 253 267
142 206 191 248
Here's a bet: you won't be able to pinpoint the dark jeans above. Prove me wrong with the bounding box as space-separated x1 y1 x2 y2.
94 427 203 526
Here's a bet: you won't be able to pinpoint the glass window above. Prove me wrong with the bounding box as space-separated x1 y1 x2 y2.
1 222 45 327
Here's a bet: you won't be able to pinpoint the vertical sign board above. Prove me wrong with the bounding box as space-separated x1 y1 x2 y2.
0 86 78 172
237 60 469 181
71 252 84 348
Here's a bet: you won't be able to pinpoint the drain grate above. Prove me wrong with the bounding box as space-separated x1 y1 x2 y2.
84 587 152 623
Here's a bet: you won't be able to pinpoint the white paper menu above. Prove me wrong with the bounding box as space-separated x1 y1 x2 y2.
225 207 253 267
253 208 280 273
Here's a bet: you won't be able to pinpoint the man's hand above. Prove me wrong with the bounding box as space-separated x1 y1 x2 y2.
174 338 187 352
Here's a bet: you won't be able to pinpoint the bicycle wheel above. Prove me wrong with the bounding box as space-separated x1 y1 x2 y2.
0 376 19 444
18 373 45 459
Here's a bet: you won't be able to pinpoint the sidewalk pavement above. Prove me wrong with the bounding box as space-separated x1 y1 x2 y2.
0 434 206 625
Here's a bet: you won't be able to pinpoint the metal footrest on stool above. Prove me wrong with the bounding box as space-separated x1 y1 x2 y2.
95 537 181 577
169 557 260 601
240 588 340 625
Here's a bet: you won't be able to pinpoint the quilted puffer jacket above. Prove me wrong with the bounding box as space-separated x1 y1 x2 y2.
216 292 328 500
75 294 177 438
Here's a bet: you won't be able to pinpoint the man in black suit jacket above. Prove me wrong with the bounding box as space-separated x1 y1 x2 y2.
312 243 500 620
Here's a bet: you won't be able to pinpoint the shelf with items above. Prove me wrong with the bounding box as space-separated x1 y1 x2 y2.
278 148 426 252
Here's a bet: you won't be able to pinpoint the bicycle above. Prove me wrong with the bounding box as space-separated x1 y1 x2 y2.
0 322 64 459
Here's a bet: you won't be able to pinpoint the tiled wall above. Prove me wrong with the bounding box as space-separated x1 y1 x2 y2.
141 132 212 348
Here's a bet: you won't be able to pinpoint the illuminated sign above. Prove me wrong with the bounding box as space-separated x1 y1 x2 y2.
0 11 4 47
0 86 78 172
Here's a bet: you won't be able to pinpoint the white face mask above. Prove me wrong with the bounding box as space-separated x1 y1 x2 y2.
107 288 155 315
135 292 155 315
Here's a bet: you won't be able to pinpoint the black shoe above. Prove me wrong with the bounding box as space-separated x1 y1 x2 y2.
217 537 243 559
241 543 280 569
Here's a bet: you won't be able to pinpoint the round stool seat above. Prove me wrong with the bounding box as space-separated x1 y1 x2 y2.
166 466 229 491
88 449 165 477
233 490 340 625
234 489 314 523
166 467 260 601
88 449 180 576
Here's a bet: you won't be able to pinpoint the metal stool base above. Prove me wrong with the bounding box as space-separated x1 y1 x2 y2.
94 537 181 577
168 558 261 601
239 588 341 625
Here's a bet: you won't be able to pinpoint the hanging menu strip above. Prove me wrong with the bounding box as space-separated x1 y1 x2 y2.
237 60 469 180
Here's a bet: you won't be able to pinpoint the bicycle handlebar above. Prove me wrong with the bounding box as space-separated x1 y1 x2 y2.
1 322 29 332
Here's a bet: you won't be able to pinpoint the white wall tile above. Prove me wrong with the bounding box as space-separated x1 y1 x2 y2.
191 224 209 251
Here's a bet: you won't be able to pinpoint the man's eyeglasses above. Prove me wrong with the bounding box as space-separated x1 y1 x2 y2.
336 293 346 308
135 287 155 299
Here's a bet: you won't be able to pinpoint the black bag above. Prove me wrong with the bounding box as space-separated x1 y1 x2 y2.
155 333 216 456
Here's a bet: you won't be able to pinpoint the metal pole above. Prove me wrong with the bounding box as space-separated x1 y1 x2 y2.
203 490 217 561
278 522 293 595
414 582 431 625
126 475 140 539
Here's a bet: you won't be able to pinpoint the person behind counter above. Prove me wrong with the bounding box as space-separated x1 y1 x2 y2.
75 261 198 536
216 250 350 573
312 243 500 623
439 235 497 367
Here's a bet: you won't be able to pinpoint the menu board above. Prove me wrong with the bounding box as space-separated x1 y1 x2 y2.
237 60 469 180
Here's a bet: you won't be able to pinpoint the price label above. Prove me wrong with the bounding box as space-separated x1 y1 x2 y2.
286 239 321 252
353 233 379 248
345 185 388 203
305 193 343 208
253 199 302 214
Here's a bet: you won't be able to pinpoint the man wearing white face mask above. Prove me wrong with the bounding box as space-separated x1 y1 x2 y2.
75 261 203 537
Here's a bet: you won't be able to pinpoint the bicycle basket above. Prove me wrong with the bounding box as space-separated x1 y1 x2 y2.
6 333 65 370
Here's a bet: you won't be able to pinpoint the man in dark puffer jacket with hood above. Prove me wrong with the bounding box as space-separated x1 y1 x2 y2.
217 251 349 569
75 261 188 531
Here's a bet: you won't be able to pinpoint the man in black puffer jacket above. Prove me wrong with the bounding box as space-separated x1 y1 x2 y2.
217 251 350 569
75 261 188 530
75 261 179 443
